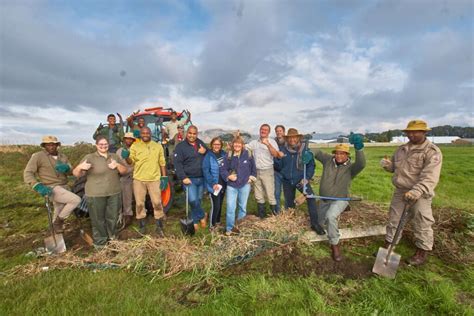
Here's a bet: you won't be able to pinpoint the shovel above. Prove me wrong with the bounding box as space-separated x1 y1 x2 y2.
372 202 412 278
44 196 66 254
180 187 195 236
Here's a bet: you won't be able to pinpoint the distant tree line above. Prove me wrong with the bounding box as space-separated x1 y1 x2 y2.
353 125 474 142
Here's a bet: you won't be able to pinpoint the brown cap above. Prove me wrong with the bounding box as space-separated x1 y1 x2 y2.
284 128 303 139
40 135 61 147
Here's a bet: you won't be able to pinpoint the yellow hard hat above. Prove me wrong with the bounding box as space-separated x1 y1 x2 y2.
403 120 431 132
332 143 350 154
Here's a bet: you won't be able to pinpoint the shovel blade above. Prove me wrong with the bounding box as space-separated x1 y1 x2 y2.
372 247 401 279
44 234 66 254
180 218 195 236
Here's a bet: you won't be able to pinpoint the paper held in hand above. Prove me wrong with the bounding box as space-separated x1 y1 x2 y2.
213 184 223 196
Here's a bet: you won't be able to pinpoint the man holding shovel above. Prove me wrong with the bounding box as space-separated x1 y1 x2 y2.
380 120 442 266
24 136 81 233
308 134 366 261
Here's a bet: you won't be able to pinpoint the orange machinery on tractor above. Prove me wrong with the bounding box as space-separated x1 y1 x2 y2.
126 107 192 213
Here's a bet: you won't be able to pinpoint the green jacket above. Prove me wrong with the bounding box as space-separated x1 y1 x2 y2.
93 125 124 149
312 149 366 198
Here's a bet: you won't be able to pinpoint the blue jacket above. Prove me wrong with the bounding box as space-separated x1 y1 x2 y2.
202 150 226 193
275 145 315 186
219 150 257 189
173 138 207 180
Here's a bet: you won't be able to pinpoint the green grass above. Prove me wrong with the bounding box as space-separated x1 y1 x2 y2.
0 145 473 314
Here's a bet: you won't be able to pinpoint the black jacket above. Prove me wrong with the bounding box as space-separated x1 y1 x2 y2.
173 139 208 180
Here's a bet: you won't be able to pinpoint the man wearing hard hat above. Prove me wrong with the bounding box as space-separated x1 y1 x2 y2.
380 120 443 266
24 136 81 232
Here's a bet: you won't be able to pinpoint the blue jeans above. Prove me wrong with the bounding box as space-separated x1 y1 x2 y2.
274 171 283 212
185 177 205 224
225 184 251 232
282 180 319 229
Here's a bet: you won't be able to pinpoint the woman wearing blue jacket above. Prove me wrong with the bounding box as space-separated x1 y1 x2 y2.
202 137 227 229
219 136 257 236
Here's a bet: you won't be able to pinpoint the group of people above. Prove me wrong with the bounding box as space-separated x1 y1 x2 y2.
24 117 442 265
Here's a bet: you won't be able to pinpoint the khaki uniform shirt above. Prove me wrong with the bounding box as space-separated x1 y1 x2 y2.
24 150 71 187
80 152 123 197
388 139 442 198
130 141 166 181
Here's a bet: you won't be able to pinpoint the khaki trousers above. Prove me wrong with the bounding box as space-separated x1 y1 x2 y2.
120 175 133 216
51 185 81 221
254 168 276 205
133 180 164 220
386 188 435 251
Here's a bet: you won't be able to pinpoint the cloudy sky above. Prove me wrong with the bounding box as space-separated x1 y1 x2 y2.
1 0 473 144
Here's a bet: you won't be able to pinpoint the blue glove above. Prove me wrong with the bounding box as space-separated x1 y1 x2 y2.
55 161 70 174
349 133 364 150
301 150 314 164
121 149 130 159
160 176 169 190
33 183 52 197
133 129 140 138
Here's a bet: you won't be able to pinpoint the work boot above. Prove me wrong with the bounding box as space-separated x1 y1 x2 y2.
311 224 326 235
407 248 428 266
155 219 165 238
53 217 64 233
231 226 241 234
270 204 278 216
331 244 342 262
200 213 208 229
124 215 134 228
139 219 147 235
257 203 266 219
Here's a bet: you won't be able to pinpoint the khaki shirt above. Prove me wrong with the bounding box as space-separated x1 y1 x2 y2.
389 139 442 198
165 119 186 140
116 147 134 179
246 138 279 170
80 152 123 197
24 150 71 187
130 141 166 181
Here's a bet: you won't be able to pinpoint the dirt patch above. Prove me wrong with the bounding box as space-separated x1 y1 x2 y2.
228 243 374 279
339 201 387 227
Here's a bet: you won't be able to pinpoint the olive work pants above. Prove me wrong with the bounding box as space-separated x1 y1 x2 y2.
87 193 121 246
133 180 164 220
385 188 435 251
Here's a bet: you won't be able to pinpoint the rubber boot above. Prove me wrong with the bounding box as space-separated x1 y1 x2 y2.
124 215 134 228
53 217 64 233
139 219 146 235
270 204 278 216
407 248 428 266
257 203 266 219
331 244 342 262
155 219 165 238
311 224 326 235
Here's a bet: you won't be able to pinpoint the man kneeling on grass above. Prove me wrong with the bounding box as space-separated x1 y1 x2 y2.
309 134 366 261
24 136 81 233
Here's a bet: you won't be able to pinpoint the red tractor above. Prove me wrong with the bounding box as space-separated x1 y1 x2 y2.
126 107 192 213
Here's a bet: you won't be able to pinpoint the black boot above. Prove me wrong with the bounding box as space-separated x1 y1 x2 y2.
257 203 266 219
155 219 165 238
139 219 146 235
311 224 326 235
270 204 278 216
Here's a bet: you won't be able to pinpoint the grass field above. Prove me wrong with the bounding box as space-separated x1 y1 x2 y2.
0 144 473 315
